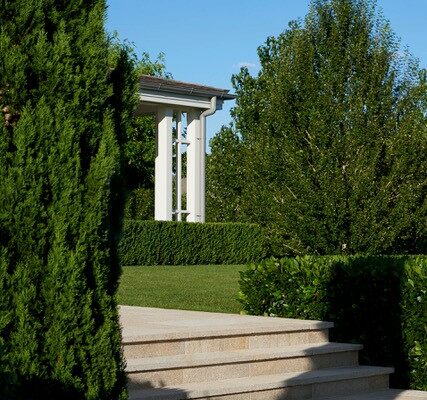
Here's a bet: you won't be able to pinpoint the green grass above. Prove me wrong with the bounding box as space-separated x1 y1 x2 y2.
117 265 244 314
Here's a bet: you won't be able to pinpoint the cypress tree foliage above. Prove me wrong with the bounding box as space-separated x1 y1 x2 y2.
0 0 135 398
208 0 427 256
206 126 246 222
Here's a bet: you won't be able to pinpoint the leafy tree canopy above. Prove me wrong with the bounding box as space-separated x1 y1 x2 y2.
207 0 427 256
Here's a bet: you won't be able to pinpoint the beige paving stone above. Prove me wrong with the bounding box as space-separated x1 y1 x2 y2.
248 350 357 376
208 393 251 400
183 363 250 384
128 369 184 388
130 363 250 386
248 334 280 349
248 330 329 350
184 336 249 354
311 351 358 370
249 386 313 400
249 357 311 376
368 374 389 390
312 375 388 398
249 387 292 400
287 386 314 400
319 389 427 400
290 330 330 345
124 341 184 359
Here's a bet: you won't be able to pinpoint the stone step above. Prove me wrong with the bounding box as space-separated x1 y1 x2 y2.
128 366 393 400
123 328 332 360
127 343 362 387
121 306 333 359
319 389 427 399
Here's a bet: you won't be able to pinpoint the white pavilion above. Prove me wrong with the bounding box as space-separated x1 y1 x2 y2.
137 75 235 223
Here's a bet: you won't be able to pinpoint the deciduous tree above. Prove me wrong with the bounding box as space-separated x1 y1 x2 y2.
208 0 427 256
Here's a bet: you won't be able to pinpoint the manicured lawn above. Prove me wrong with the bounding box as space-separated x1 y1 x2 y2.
118 265 244 314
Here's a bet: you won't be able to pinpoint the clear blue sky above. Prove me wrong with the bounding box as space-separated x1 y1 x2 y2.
106 0 427 146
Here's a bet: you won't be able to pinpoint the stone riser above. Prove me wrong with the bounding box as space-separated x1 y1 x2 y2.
124 329 330 360
207 375 389 400
261 375 388 400
128 351 359 388
129 374 389 400
320 389 427 400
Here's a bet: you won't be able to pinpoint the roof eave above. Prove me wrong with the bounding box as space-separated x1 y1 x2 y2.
140 83 235 100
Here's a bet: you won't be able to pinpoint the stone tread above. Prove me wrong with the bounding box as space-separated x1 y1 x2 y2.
128 366 393 400
126 342 363 372
121 306 333 344
319 389 427 399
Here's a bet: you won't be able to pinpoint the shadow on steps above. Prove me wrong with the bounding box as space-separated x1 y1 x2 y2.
128 379 189 400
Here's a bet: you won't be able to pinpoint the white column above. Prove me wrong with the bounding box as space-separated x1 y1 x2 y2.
186 109 202 222
175 111 182 221
155 107 173 221
200 115 206 223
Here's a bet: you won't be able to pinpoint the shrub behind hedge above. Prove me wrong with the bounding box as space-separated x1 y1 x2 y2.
239 255 427 390
118 220 266 265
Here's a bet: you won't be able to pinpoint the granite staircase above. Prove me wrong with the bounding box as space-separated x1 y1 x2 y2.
120 306 427 400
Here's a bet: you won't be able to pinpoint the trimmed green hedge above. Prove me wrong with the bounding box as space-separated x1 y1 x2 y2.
239 256 427 390
118 220 267 265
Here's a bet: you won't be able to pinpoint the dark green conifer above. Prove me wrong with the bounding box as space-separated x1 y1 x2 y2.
0 0 134 398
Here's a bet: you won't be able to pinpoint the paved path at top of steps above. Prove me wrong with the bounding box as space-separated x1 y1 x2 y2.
320 389 427 399
120 306 333 343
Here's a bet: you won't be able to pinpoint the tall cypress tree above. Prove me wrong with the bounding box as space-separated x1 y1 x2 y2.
0 0 134 398
208 0 427 256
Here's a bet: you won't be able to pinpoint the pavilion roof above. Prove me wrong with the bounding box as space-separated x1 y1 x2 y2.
139 75 236 101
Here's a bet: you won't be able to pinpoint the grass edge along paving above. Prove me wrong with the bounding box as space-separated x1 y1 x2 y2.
118 264 244 314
